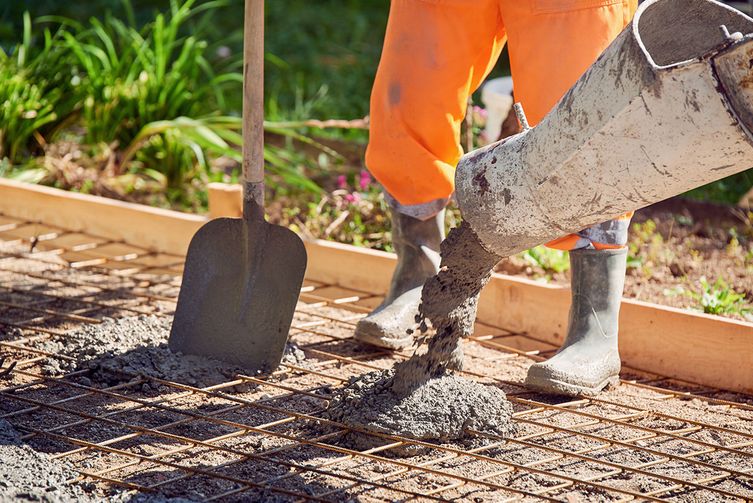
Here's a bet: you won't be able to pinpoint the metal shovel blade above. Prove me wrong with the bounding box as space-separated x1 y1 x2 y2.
169 215 307 372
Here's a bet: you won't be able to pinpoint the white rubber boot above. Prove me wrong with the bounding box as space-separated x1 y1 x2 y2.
525 248 627 396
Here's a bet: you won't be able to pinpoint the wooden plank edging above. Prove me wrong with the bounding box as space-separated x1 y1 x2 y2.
2 178 751 393
0 178 205 255
306 239 753 393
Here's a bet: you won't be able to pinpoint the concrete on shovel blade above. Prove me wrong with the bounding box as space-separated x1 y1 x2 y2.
169 216 307 372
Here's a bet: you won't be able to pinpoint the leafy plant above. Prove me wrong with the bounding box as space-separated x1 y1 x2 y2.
0 13 75 162
519 246 570 275
0 63 59 162
684 169 753 205
628 219 672 278
626 251 643 270
0 1 352 204
61 0 237 147
122 115 337 191
276 170 391 249
667 277 751 316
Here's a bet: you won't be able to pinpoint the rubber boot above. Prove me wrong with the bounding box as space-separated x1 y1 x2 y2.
525 247 627 396
354 209 444 349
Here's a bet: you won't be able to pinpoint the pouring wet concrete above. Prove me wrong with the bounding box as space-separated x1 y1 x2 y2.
393 222 503 393
326 222 510 450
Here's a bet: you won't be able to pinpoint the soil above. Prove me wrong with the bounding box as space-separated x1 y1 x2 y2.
495 197 753 320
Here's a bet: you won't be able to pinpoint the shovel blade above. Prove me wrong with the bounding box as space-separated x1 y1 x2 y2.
169 217 307 372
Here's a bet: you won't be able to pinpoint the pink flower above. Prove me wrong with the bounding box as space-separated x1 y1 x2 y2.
344 192 361 204
336 174 347 190
472 105 488 119
472 105 488 127
358 170 372 191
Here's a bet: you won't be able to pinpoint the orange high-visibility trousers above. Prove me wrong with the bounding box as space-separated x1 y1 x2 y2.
365 0 637 250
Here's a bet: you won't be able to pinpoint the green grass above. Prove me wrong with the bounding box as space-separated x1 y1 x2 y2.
0 61 58 162
0 12 75 163
665 276 751 317
520 246 570 275
684 170 753 205
1 0 391 123
62 0 236 146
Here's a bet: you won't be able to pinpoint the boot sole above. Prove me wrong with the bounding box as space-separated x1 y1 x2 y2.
525 373 620 397
354 322 415 351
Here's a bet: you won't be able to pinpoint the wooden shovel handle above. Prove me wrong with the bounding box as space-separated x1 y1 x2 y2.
243 0 264 187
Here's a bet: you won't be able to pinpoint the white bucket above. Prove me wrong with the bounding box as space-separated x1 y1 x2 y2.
480 77 514 145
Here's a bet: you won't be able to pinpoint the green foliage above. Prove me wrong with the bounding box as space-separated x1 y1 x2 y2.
628 219 673 278
0 1 343 205
0 62 58 162
684 170 753 205
666 277 751 316
0 13 75 163
2 0 392 123
625 251 643 270
519 246 570 275
278 171 391 250
263 0 387 122
61 0 237 146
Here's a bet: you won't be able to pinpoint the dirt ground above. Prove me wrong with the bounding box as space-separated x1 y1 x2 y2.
496 198 753 320
1 214 753 501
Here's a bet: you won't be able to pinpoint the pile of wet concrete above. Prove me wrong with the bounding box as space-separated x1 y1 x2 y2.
1 314 307 501
37 315 305 391
324 222 514 453
324 368 513 454
0 418 95 502
0 419 196 502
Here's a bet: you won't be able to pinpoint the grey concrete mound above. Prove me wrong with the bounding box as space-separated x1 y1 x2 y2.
324 369 514 454
0 416 199 502
37 315 305 391
0 419 95 502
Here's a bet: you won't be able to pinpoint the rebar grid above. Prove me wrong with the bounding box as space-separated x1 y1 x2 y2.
1 213 752 502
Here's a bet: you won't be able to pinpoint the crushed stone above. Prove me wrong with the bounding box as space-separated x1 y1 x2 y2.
37 315 305 391
324 368 513 455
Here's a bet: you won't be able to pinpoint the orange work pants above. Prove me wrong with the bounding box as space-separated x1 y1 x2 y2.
365 0 637 250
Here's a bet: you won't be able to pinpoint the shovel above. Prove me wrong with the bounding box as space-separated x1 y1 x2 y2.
169 0 307 372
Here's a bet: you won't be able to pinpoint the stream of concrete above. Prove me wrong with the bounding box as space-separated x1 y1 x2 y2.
324 222 512 448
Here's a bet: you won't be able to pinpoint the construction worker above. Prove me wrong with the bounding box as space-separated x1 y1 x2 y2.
354 0 637 396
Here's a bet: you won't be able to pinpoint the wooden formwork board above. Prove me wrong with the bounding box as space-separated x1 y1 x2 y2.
1 177 751 394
